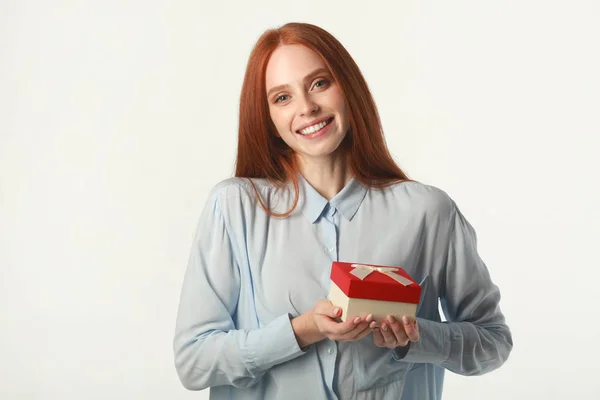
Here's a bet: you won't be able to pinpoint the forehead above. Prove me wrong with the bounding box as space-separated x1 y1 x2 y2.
265 44 328 90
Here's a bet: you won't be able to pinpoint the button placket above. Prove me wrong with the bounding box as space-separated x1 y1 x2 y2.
330 209 338 259
320 206 335 257
326 221 337 256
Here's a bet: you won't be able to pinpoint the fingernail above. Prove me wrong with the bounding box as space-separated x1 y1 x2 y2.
387 315 396 324
369 321 377 329
402 316 410 324
381 323 388 331
333 307 340 315
353 317 361 324
366 314 373 323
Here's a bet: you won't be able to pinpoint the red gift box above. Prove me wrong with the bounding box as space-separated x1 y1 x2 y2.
328 262 422 323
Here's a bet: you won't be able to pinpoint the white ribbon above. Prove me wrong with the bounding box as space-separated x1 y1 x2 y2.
350 264 413 286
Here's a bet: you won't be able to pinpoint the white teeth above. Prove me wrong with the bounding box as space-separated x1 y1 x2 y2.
299 119 329 135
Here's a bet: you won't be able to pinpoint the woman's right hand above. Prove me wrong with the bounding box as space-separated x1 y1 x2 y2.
291 299 375 349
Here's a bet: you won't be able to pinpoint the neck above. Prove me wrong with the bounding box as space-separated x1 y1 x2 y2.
296 151 352 200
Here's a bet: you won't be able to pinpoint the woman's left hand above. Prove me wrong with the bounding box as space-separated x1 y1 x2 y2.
372 315 419 349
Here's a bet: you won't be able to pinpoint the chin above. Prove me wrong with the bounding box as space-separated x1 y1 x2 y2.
301 141 347 159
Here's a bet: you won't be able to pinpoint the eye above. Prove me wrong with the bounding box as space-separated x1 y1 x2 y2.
274 94 289 103
313 79 329 89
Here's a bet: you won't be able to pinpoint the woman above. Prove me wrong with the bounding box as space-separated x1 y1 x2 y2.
173 22 512 400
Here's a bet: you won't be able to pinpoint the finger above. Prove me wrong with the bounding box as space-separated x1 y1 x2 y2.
402 316 420 342
348 317 375 341
331 307 342 319
314 299 344 319
338 322 368 341
338 314 373 340
379 322 398 347
317 303 341 319
387 316 409 345
372 328 385 347
319 316 357 337
313 301 345 328
351 325 372 341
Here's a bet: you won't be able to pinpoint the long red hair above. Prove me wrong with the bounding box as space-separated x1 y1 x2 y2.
235 22 414 216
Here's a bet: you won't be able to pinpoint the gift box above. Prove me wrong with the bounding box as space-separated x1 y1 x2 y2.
327 262 421 324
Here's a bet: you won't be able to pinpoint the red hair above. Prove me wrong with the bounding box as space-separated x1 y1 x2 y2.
235 22 414 216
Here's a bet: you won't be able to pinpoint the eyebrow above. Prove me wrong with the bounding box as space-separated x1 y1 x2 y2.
266 67 331 98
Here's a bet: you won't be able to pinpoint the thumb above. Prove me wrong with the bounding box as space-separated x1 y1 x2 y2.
316 299 341 318
330 305 342 318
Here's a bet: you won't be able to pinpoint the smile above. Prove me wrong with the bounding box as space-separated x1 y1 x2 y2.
297 118 334 136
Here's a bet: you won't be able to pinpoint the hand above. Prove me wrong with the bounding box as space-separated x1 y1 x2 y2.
372 315 419 349
292 299 376 348
312 299 376 342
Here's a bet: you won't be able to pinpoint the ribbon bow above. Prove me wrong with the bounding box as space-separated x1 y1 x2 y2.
350 264 413 286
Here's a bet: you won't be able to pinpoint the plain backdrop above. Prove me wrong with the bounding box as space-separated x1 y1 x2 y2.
1 1 599 399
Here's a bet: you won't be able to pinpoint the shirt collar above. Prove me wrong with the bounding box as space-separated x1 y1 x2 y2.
299 174 367 223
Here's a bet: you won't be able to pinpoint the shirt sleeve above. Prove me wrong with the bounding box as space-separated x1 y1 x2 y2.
394 198 513 376
173 186 305 390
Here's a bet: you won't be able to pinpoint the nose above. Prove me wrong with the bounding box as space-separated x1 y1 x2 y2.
298 94 319 116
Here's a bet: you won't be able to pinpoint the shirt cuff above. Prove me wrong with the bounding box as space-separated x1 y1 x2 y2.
240 313 306 374
392 318 451 364
392 342 411 359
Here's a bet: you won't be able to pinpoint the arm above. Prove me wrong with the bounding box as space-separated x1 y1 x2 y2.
394 198 513 376
173 188 305 390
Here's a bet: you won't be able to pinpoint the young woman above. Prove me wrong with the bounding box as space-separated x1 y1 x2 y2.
173 22 512 400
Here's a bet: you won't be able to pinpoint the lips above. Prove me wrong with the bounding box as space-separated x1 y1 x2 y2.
295 117 334 134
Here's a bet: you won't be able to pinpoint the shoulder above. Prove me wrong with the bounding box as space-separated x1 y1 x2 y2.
209 177 255 200
206 177 288 213
379 180 457 219
206 177 261 203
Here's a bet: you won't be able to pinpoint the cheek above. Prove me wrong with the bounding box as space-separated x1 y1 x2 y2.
270 109 294 135
336 99 350 126
330 90 348 118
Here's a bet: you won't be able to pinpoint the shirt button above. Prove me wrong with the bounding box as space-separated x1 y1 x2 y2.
327 246 335 253
327 348 334 355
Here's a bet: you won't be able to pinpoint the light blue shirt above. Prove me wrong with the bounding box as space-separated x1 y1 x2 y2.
173 175 512 399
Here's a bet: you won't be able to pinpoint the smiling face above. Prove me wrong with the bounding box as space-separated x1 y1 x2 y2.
265 44 350 166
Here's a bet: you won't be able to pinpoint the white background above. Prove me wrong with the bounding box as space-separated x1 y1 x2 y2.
1 1 599 399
